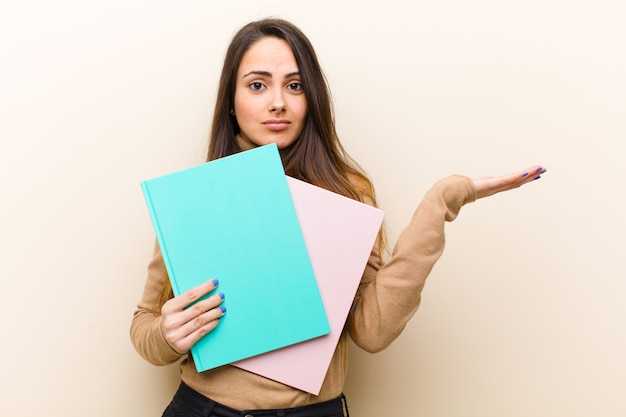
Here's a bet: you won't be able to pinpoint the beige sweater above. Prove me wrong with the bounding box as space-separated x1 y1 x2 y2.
130 175 476 410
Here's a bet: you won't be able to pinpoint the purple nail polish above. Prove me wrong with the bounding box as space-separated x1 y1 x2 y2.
218 292 225 299
522 172 529 177
212 279 219 286
220 306 227 313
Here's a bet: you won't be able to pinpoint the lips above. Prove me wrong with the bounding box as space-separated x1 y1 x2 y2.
263 119 291 131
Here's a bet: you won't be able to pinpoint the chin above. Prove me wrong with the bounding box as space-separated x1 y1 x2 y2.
261 136 298 149
241 130 300 150
273 140 297 150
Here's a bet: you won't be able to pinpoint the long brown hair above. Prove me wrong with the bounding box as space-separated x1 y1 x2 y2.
156 18 384 310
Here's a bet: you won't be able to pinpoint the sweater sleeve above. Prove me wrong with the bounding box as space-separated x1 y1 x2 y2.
347 175 477 352
130 241 185 365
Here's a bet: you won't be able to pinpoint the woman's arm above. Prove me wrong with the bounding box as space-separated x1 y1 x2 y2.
348 166 546 352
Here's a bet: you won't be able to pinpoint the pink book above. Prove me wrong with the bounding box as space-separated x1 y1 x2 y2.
232 176 384 394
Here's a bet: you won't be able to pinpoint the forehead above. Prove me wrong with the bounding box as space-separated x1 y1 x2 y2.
238 37 299 75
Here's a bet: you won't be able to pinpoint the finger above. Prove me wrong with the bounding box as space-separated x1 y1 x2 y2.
502 166 546 187
519 166 547 187
521 165 546 181
162 290 225 335
172 304 227 352
181 291 226 325
162 278 220 313
175 320 221 353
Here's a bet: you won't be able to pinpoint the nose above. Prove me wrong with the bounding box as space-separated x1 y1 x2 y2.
269 89 286 113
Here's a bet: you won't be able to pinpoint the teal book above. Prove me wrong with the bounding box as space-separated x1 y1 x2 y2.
140 144 330 372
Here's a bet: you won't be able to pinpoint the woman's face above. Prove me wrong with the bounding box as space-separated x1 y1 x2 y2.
234 37 307 149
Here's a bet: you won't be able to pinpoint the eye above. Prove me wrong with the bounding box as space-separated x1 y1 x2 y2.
249 82 266 92
287 82 303 92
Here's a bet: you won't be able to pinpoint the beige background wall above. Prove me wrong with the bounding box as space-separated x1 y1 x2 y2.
1 1 624 416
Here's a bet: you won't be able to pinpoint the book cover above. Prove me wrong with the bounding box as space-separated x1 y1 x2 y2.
140 144 330 372
233 176 385 394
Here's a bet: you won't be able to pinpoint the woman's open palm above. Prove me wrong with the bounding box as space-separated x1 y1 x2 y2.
472 165 547 199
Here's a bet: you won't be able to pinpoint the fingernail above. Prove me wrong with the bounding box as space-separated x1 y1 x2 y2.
212 279 219 286
220 306 227 313
536 167 543 173
522 172 529 177
533 176 542 181
218 292 225 300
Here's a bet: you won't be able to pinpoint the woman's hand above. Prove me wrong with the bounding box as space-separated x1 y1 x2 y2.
472 165 547 199
160 279 226 354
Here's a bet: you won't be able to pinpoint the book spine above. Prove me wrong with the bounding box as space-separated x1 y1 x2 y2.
140 181 180 296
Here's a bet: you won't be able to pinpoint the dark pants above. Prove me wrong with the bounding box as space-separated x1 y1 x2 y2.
162 382 349 417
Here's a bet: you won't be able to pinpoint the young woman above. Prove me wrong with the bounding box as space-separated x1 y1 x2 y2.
131 18 546 417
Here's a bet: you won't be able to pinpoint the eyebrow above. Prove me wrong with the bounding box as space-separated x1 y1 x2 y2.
242 70 301 78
